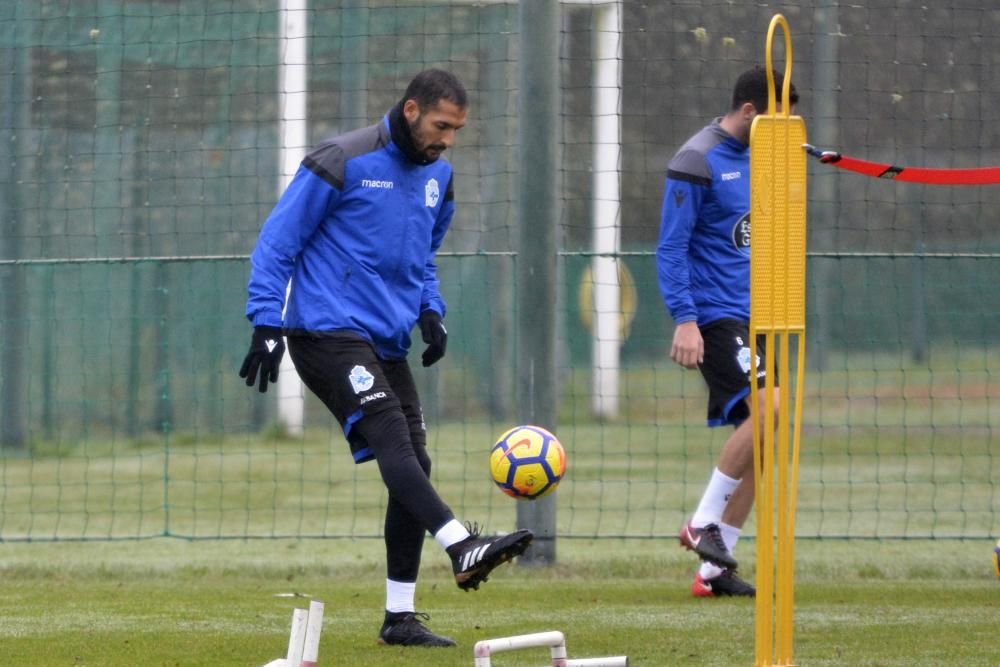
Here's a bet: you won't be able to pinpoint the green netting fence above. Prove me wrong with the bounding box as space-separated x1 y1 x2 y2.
0 1 997 542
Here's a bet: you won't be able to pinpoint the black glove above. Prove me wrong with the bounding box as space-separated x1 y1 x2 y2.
239 325 285 393
418 310 447 368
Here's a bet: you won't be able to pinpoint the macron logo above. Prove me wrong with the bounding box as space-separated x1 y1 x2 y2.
362 179 394 189
721 171 742 181
265 339 278 353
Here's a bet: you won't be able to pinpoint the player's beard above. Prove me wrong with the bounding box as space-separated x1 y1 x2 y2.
408 115 447 162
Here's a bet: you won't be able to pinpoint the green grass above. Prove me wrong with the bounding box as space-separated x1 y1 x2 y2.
2 418 997 541
0 538 997 666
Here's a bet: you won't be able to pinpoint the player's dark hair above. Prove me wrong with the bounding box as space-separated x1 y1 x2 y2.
403 68 468 110
731 65 799 113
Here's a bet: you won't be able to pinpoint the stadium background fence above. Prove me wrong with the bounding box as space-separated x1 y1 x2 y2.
1 0 997 543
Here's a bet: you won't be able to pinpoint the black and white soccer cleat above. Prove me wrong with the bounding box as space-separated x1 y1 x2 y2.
447 524 534 591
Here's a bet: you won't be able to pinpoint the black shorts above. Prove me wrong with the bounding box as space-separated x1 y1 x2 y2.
286 333 423 464
698 319 775 427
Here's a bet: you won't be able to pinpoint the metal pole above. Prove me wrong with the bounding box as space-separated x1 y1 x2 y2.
810 0 839 372
276 0 309 435
124 128 142 438
911 209 927 362
94 27 125 435
482 5 514 420
517 0 559 564
591 2 622 418
0 45 27 449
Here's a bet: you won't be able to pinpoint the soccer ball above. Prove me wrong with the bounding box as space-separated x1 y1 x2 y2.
489 425 566 500
993 539 1000 579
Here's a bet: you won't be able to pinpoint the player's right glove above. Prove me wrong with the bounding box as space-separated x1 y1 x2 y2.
239 325 285 393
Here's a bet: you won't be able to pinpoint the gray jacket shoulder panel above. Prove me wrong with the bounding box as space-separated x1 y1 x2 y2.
666 121 730 184
302 122 390 190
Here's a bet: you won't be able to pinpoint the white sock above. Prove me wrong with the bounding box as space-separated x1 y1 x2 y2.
385 579 416 613
691 468 740 527
699 561 725 580
719 521 741 554
434 519 470 550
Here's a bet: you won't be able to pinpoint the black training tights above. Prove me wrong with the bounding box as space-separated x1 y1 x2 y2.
352 408 455 582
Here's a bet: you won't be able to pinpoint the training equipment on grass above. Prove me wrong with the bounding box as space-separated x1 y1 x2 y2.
261 599 324 667
473 630 627 666
749 14 808 667
490 425 566 500
993 539 1000 579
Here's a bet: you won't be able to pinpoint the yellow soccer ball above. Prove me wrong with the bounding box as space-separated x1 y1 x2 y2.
489 425 566 500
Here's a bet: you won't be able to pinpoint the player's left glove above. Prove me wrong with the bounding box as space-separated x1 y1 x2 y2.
418 310 447 368
239 325 285 393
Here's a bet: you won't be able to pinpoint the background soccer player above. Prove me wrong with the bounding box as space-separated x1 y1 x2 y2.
240 68 533 647
657 65 798 598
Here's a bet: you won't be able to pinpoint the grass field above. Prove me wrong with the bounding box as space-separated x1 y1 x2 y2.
0 538 996 666
1 352 997 664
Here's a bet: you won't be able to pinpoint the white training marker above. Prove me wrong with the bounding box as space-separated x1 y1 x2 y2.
301 600 325 667
285 608 309 667
473 630 628 667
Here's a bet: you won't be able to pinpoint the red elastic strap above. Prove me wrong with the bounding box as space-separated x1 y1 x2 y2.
805 145 1000 185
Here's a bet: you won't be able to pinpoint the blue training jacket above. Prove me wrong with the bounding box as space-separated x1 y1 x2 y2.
245 114 454 359
656 119 751 326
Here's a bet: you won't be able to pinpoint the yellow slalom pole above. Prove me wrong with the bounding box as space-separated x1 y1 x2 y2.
775 330 793 663
749 13 808 667
751 329 776 665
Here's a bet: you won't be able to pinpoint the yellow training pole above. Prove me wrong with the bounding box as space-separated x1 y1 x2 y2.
749 14 808 667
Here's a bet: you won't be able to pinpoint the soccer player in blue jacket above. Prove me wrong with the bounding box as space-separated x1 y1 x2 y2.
657 66 797 598
239 69 533 647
